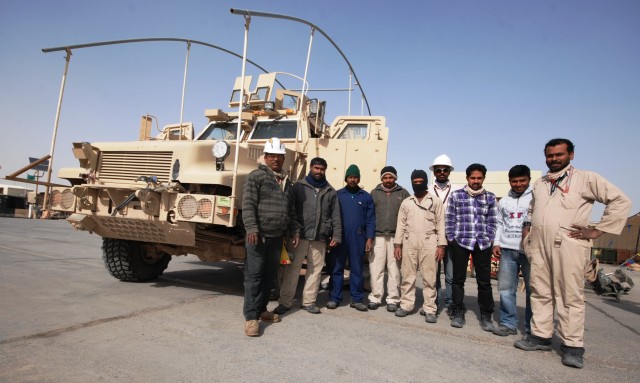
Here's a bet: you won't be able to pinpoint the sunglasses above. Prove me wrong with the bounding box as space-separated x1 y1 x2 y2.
434 168 450 173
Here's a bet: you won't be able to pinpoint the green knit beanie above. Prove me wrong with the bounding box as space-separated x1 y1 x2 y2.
344 164 360 181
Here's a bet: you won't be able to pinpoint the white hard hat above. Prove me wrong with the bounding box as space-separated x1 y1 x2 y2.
429 154 454 171
263 137 286 155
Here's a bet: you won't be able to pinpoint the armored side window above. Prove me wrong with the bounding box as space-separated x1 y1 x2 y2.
198 122 238 141
337 123 368 139
250 87 269 101
282 94 299 110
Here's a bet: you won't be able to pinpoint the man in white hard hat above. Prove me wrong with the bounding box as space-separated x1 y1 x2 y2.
428 154 457 317
242 137 300 337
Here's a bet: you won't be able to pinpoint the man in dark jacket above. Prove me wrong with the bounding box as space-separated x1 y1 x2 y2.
242 137 299 337
368 166 410 312
326 164 375 312
274 157 342 315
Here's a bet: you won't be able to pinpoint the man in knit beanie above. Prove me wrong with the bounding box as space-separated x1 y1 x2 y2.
326 164 375 311
368 166 410 312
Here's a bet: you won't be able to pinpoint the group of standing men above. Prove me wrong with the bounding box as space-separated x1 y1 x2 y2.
241 137 631 370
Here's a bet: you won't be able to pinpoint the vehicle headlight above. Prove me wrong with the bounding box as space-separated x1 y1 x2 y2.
212 140 230 160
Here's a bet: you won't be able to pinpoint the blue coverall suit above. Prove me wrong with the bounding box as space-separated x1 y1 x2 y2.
328 188 376 303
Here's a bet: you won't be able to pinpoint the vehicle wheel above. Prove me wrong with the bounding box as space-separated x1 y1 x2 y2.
102 238 171 282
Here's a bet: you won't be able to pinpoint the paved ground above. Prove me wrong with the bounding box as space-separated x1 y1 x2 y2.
0 217 638 382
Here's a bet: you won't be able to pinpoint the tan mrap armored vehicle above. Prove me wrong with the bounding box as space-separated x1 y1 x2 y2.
47 10 389 282
49 75 388 281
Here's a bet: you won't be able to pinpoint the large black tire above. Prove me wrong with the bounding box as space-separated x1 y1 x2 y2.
102 238 171 282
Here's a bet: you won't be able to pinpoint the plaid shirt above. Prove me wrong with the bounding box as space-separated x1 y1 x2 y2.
445 188 498 251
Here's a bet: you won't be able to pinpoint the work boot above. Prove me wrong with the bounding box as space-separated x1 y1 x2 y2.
326 301 338 309
446 306 454 319
303 304 321 314
514 335 552 351
259 311 281 323
244 319 259 337
425 313 437 323
450 307 466 328
492 324 518 337
395 308 410 317
561 345 585 369
386 303 398 312
272 304 290 315
480 312 495 332
350 301 368 312
367 302 379 310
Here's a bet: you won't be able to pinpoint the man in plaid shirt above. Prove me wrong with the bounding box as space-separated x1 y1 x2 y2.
445 163 498 331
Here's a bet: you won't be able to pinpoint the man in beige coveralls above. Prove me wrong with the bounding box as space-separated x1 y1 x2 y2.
514 138 631 369
393 170 446 323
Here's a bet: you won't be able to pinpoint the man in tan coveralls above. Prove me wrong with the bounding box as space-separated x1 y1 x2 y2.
514 138 631 369
393 170 446 323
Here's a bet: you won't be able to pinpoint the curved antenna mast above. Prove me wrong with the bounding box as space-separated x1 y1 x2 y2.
230 8 372 116
42 37 286 89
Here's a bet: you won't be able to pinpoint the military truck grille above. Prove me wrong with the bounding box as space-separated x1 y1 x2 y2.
98 151 173 183
101 217 167 243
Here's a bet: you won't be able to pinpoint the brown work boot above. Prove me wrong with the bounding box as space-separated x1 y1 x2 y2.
259 311 281 323
244 320 259 337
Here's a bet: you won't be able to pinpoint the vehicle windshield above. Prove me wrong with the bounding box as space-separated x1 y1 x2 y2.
251 119 298 139
198 122 238 141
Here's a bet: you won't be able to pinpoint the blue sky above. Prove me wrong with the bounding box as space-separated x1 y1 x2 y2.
1 0 639 219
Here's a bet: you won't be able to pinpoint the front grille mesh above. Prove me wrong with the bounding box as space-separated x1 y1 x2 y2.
98 151 173 183
101 217 167 243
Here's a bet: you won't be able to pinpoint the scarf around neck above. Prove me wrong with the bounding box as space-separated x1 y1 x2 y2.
380 183 399 193
305 173 328 189
547 164 572 181
464 185 485 197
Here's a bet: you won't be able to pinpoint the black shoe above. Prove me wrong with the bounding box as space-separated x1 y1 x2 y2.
514 335 552 351
561 345 585 369
272 304 290 315
480 312 495 332
326 301 338 309
450 307 466 328
419 308 426 316
303 304 321 314
492 324 518 337
395 308 410 317
425 313 437 323
367 302 379 310
350 301 368 312
446 306 454 319
386 303 398 312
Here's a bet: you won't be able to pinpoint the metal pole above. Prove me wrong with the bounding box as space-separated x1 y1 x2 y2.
229 14 251 227
42 48 72 217
348 71 352 116
178 41 191 140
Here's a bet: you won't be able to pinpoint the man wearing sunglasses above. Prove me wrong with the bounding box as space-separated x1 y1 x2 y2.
428 154 457 317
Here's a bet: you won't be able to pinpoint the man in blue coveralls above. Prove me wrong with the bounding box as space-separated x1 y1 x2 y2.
326 164 376 311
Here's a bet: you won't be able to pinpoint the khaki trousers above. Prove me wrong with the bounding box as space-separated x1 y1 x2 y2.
278 239 326 308
368 235 401 305
525 226 591 347
399 236 438 314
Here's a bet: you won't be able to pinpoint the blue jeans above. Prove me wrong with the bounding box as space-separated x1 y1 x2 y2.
436 249 452 307
497 248 531 333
